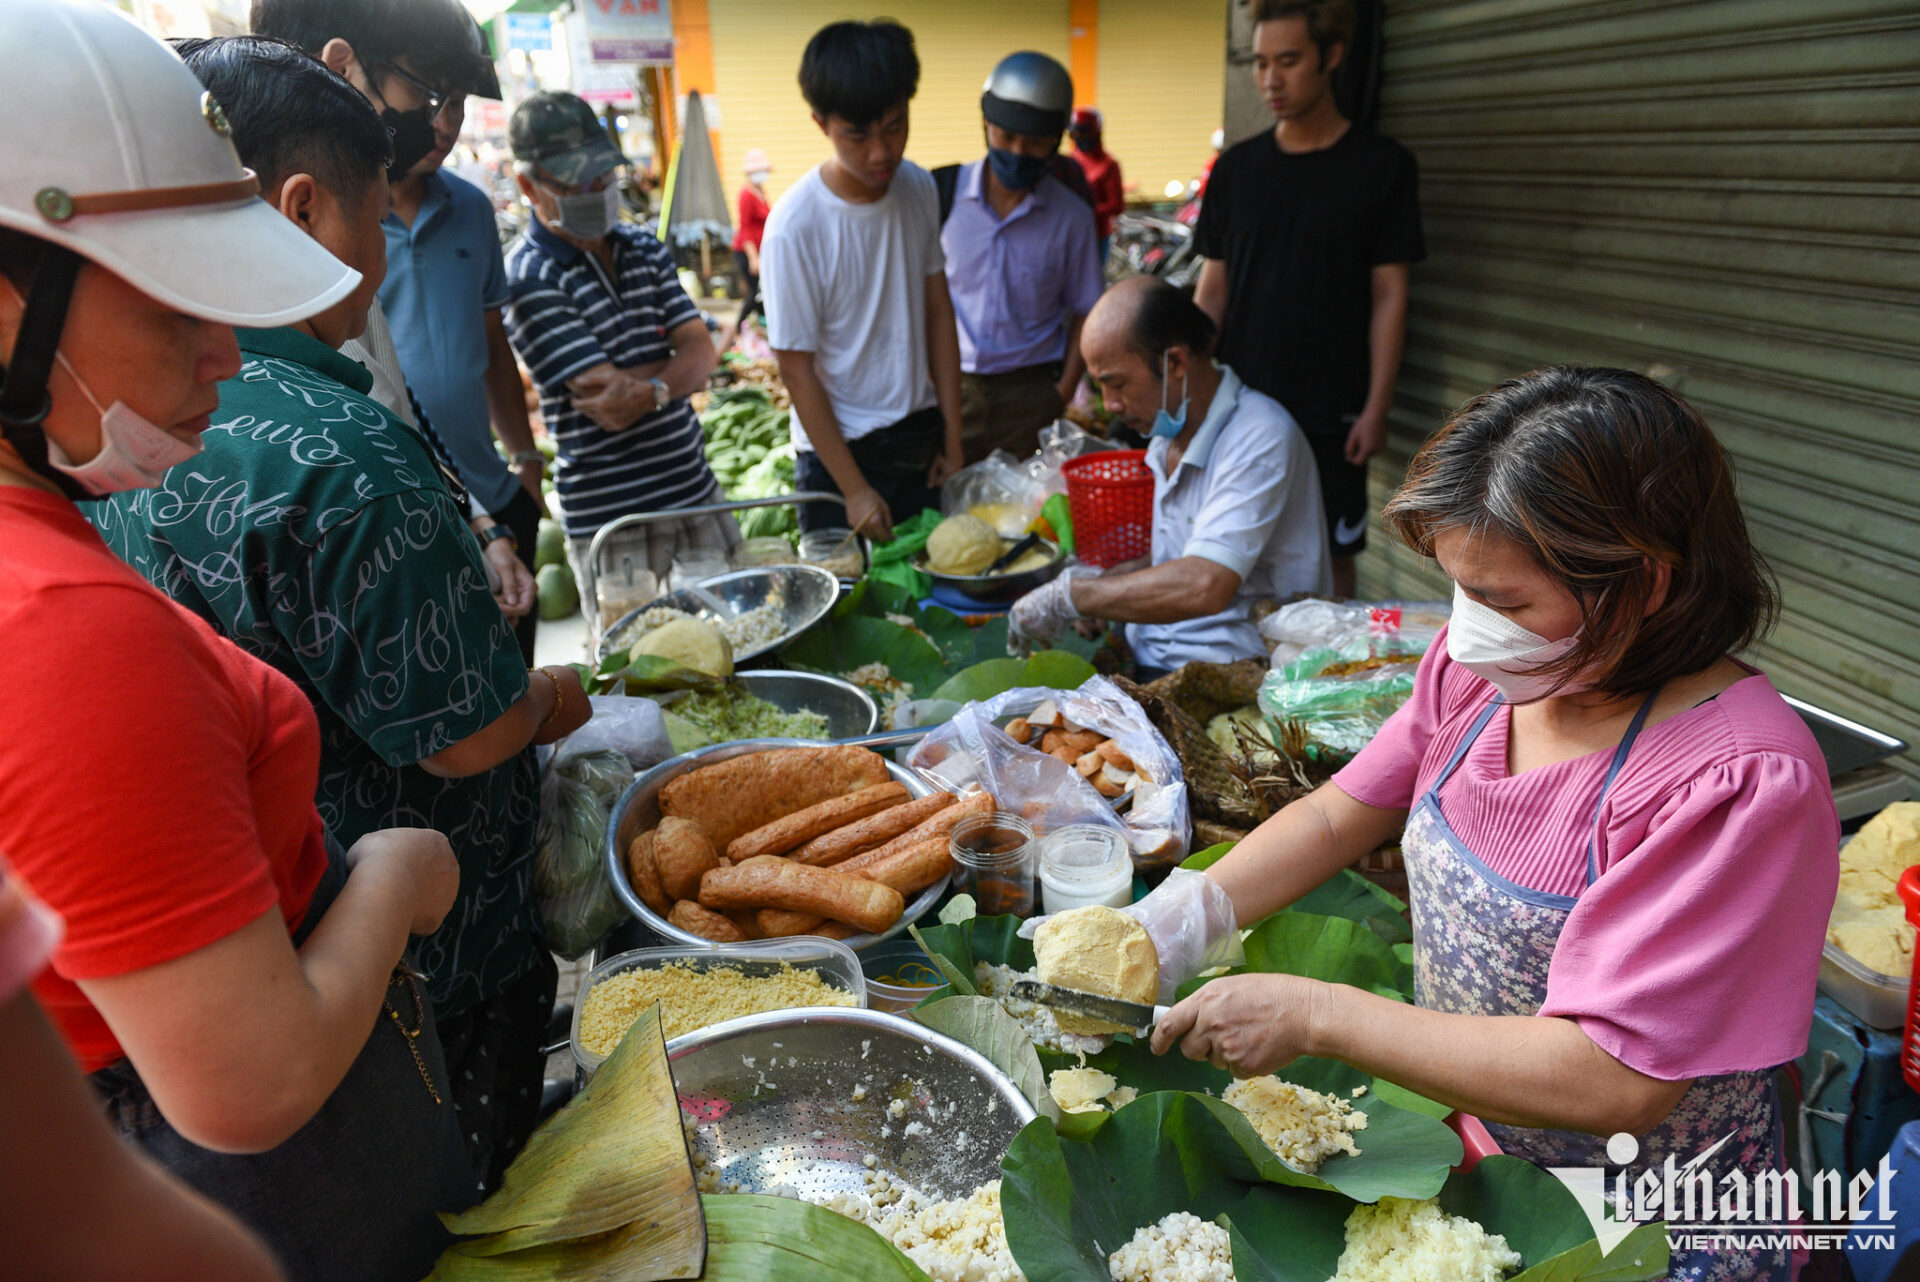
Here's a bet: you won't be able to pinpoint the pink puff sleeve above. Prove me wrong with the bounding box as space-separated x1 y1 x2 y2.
1537 752 1840 1080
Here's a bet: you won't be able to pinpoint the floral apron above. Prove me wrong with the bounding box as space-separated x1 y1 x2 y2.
1403 691 1788 1282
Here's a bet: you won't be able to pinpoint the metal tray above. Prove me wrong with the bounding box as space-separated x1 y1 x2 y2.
913 536 1066 604
1783 695 1909 778
658 670 879 741
605 737 944 951
596 564 840 667
667 1007 1036 1203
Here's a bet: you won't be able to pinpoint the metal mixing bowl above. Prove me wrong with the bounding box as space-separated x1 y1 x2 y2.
596 564 841 665
659 670 879 741
667 1007 1036 1203
605 738 946 951
913 536 1066 603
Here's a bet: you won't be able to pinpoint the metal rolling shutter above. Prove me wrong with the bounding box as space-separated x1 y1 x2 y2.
1362 0 1920 784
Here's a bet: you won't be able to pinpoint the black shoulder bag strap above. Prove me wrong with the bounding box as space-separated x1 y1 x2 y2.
0 244 92 501
933 163 961 226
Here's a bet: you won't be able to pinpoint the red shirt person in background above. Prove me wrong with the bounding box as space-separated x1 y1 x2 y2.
732 147 772 321
1068 107 1124 265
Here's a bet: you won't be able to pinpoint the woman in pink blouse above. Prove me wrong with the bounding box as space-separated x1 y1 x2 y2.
1141 367 1838 1282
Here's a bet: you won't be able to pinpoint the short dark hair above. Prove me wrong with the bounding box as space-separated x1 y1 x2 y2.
1251 0 1355 66
1122 278 1218 367
250 0 486 94
172 37 390 200
798 20 919 127
1383 366 1780 698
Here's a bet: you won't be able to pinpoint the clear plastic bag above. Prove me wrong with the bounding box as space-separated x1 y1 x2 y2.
905 675 1189 870
1257 645 1425 762
1022 419 1107 495
1258 598 1451 668
533 748 633 959
549 695 675 772
941 452 1050 537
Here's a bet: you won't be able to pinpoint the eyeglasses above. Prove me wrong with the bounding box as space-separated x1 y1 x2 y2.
376 61 449 117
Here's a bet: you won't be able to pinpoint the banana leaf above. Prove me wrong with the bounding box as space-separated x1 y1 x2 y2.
431 1006 704 1275
780 614 948 694
1003 1105 1665 1282
910 994 1059 1123
697 1194 934 1281
1182 845 1413 948
1238 911 1413 1000
907 915 1034 1000
930 651 1098 705
1222 1156 1669 1281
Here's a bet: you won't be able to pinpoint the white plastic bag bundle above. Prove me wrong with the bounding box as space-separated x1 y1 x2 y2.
549 695 675 772
1257 598 1452 668
905 675 1189 869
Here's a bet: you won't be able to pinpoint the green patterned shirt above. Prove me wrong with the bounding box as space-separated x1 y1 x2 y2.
91 326 540 1019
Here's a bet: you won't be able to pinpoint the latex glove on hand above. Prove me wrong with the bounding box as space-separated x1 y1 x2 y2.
1018 867 1243 1004
1008 571 1081 658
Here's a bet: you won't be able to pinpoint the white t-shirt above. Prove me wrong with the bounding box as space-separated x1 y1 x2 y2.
1127 367 1333 670
761 160 943 448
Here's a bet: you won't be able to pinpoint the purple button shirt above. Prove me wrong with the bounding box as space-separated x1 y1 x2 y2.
941 159 1105 375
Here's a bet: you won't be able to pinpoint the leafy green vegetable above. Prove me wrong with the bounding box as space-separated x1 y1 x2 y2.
929 651 1098 705
911 994 1059 1123
1181 841 1236 871
1240 912 1412 997
909 914 1033 998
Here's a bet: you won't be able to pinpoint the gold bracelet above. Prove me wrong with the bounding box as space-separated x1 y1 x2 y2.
534 667 566 732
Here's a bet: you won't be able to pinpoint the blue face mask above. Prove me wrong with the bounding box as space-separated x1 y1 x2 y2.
987 146 1051 191
1149 350 1188 439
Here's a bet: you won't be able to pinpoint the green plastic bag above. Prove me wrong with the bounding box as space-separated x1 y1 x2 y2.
1257 645 1422 761
866 507 943 599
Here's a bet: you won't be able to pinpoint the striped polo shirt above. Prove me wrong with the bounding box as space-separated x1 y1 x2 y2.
503 220 714 538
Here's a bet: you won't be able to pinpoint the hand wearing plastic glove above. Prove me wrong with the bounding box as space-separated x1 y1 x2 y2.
1018 867 1243 1004
1007 571 1080 657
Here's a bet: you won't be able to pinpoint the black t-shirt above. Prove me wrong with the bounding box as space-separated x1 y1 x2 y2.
1194 125 1424 435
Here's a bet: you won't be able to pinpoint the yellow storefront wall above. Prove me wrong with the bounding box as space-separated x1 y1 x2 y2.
702 0 1070 212
1093 0 1226 201
694 0 1225 215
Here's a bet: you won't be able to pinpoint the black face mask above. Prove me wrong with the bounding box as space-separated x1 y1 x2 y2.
381 102 438 181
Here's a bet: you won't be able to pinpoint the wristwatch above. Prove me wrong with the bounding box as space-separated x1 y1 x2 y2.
648 376 670 412
477 524 517 552
509 448 544 468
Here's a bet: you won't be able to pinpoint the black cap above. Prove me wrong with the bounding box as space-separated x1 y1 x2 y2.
509 91 624 186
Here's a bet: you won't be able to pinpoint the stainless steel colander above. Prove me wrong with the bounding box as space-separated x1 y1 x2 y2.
666 1008 1035 1204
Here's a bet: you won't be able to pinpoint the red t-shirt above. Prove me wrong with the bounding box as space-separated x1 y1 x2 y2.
733 184 770 253
0 486 327 1072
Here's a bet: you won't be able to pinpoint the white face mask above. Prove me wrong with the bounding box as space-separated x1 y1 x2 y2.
44 350 203 495
746 169 771 186
1446 583 1582 704
551 183 620 240
1 278 201 495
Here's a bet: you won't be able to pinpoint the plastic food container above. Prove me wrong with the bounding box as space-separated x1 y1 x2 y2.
732 535 796 569
858 937 947 1013
1038 824 1132 913
1818 941 1906 1030
571 938 866 1079
950 812 1037 918
798 527 867 580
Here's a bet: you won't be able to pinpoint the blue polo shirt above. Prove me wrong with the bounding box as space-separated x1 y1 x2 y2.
503 219 711 540
379 170 519 515
941 160 1104 375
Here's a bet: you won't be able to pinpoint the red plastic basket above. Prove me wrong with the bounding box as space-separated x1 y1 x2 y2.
1062 449 1154 569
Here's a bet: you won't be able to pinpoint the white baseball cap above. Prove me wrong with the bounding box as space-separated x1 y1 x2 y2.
0 0 358 327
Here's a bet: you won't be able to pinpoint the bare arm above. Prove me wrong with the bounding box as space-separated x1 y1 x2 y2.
76 826 459 1153
1203 780 1406 922
1194 258 1229 330
774 347 893 541
482 309 547 517
1345 262 1411 466
418 663 588 778
924 271 965 484
1070 555 1242 625
566 317 719 434
1057 314 1088 407
1 992 286 1282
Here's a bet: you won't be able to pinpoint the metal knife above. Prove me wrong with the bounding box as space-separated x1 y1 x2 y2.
1010 980 1168 1034
984 531 1043 574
